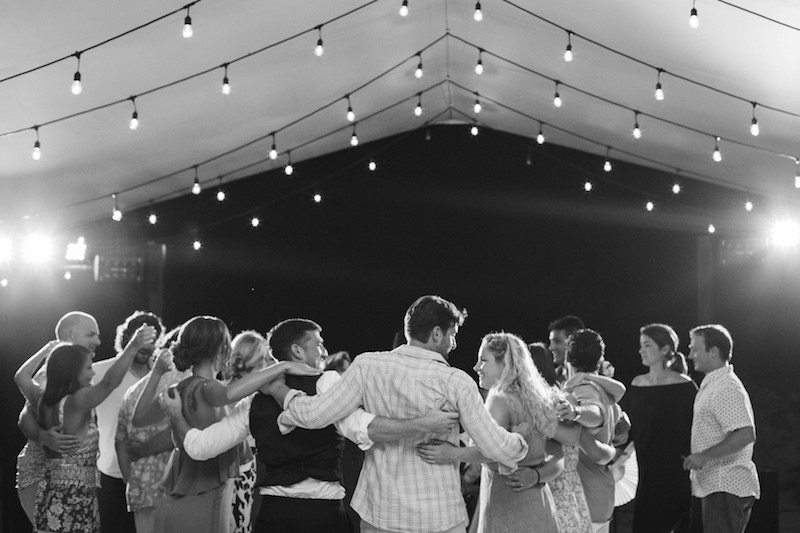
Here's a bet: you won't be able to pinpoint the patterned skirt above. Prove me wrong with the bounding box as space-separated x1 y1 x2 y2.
35 460 100 533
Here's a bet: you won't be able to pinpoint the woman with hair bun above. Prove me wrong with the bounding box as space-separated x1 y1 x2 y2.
629 323 698 533
134 316 318 533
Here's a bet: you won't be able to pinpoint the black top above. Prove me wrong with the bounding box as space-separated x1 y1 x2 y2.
629 380 698 533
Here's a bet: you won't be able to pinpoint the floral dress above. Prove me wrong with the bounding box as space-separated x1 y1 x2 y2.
549 445 593 533
36 397 100 533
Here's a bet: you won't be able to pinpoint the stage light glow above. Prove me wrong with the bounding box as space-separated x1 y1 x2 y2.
23 234 54 264
0 237 12 262
769 220 800 248
65 236 87 261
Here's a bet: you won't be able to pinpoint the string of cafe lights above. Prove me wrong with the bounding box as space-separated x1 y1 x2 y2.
690 0 800 32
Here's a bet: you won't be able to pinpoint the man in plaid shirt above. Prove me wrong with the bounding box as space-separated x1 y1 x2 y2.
268 295 529 533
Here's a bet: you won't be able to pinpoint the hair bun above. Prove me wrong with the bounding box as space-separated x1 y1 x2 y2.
172 342 204 371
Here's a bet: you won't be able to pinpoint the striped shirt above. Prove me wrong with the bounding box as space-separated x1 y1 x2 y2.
278 344 529 533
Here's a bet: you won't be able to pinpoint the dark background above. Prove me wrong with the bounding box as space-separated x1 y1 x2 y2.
2 126 798 531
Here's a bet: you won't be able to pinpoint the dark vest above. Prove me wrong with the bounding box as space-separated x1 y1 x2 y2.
250 374 344 487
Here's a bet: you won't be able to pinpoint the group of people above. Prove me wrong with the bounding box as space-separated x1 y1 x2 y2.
13 295 760 533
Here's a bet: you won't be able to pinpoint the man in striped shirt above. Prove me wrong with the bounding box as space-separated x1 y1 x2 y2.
268 295 529 533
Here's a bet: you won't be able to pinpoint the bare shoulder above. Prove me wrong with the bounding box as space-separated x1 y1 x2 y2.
665 372 693 384
631 374 648 386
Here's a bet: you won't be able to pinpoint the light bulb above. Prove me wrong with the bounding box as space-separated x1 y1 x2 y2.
269 143 278 160
672 183 681 194
368 160 377 171
216 190 226 202
71 72 82 95
399 0 409 17
470 125 479 136
221 77 231 95
712 140 722 162
350 133 359 146
0 278 7 288
633 124 642 139
414 104 422 116
315 39 324 57
112 208 122 222
346 106 355 122
475 59 484 75
646 201 654 212
473 2 483 21
64 271 72 281
129 111 139 130
795 174 800 189
148 213 157 225
750 118 759 136
708 223 716 234
603 160 612 172
182 15 193 38
689 8 699 29
584 181 593 192
553 93 562 108
193 240 201 250
655 82 664 101
415 62 423 78
192 179 201 195
563 45 573 63
525 152 532 166
536 131 545 145
251 217 260 227
32 140 41 160
473 99 482 113
313 193 322 203
745 201 754 212
285 163 293 176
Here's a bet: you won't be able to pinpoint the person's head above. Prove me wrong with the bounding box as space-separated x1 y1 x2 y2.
404 295 467 358
688 324 733 374
528 342 557 386
323 351 352 374
228 330 272 381
55 311 101 355
566 328 605 374
172 316 232 373
41 343 94 408
639 323 688 374
267 319 326 368
548 315 584 366
475 332 557 434
114 311 164 363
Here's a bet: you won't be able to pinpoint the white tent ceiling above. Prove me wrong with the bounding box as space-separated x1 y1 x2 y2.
2 0 799 230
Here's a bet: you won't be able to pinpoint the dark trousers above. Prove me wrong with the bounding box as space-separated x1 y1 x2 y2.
255 495 353 533
97 472 135 533
700 492 755 533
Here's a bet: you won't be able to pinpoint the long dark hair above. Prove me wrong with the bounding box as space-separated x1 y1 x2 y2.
640 323 688 374
528 342 557 386
38 344 92 423
172 316 232 372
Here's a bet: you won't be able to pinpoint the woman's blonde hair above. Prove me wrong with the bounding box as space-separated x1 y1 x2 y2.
228 330 273 381
482 332 558 437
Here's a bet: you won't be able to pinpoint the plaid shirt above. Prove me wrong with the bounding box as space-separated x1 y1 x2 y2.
279 344 528 532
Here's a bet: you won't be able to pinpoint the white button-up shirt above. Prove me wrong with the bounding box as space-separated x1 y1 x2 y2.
690 365 760 498
278 344 529 533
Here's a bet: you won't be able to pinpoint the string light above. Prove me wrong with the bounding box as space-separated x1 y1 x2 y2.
712 136 722 162
470 124 479 136
112 194 122 221
313 193 322 203
31 127 41 160
216 177 226 202
750 103 760 136
71 53 82 95
553 81 562 108
654 69 664 101
744 200 754 211
473 2 483 22
192 166 201 195
148 211 157 225
632 112 642 139
414 54 423 78
708 223 716 234
64 271 72 281
603 147 612 172
795 159 800 188
269 133 278 160
646 201 654 211
475 49 484 74
689 2 699 29
128 97 139 130
193 239 202 250
563 32 573 62
473 94 482 113
368 160 377 171
414 93 423 116
221 64 231 95
350 125 359 146
425 128 431 141
251 216 260 227
399 0 409 17
182 7 193 38
525 150 532 166
0 278 7 288
284 151 294 175
314 26 324 57
345 95 355 122
584 181 593 192
672 183 682 194
536 124 545 145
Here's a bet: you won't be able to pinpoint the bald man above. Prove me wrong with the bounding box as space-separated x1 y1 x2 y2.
14 311 101 526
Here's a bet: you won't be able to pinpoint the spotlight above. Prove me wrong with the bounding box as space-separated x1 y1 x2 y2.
769 220 800 248
23 234 54 264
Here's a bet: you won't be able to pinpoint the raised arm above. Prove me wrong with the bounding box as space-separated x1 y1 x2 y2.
565 372 627 403
73 325 157 412
132 349 174 427
200 361 320 408
14 340 59 404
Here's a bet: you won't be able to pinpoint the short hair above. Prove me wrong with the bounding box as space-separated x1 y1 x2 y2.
566 328 605 373
172 316 232 372
55 311 95 341
690 324 733 361
528 342 557 386
114 311 164 353
548 315 585 336
641 323 688 374
267 319 321 362
404 295 467 343
229 330 271 381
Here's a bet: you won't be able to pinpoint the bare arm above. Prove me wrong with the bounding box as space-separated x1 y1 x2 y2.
578 427 616 465
683 426 755 470
18 402 80 453
14 340 58 404
127 428 174 461
553 421 580 446
132 350 174 427
368 410 459 443
566 373 627 403
201 361 320 408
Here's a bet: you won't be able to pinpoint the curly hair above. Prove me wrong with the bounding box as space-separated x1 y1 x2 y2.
482 332 558 437
228 330 272 381
172 316 232 372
